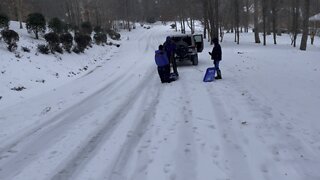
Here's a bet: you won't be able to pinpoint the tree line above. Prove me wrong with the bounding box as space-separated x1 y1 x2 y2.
1 0 320 51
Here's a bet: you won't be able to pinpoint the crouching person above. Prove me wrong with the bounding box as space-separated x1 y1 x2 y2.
155 45 171 83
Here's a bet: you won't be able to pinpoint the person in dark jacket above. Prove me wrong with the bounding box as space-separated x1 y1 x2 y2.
155 45 171 83
163 36 179 77
209 38 222 79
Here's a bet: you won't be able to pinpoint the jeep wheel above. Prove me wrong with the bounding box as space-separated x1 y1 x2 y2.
192 54 198 65
175 42 189 58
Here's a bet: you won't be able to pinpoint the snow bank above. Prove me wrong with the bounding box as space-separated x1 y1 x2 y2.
0 21 120 109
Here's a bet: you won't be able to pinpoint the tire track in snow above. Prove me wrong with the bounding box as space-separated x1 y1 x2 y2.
0 67 153 180
51 70 159 180
220 79 320 179
106 80 161 180
0 53 143 157
205 86 254 180
0 77 130 179
172 79 198 180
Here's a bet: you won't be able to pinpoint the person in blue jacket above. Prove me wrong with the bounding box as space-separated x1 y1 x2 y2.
155 45 171 83
163 36 179 77
209 38 222 79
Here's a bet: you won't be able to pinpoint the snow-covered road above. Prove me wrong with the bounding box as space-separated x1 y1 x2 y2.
1 24 320 180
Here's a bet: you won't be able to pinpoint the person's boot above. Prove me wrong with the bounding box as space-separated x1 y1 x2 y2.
215 70 222 79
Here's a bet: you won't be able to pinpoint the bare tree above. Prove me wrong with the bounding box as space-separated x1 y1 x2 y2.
253 0 261 43
262 0 268 46
300 0 310 50
270 0 278 44
234 0 240 44
291 0 300 47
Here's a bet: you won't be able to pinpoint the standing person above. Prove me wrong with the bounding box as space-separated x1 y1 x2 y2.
164 36 179 77
310 31 315 45
155 45 171 83
209 38 222 79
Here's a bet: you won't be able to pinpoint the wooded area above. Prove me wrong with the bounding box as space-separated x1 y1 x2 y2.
1 0 320 50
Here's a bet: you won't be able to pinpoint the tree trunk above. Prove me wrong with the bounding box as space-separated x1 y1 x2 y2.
300 0 310 51
175 21 177 32
271 0 277 45
235 0 240 44
262 0 267 46
203 0 208 39
207 0 215 44
17 0 23 29
214 0 219 40
291 0 300 47
254 0 261 43
245 0 249 33
35 30 39 39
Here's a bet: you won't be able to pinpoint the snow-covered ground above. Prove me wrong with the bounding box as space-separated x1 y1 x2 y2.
0 22 120 109
0 22 320 180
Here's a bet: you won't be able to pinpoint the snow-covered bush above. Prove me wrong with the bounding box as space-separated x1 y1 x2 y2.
146 17 156 24
1 29 19 52
21 46 31 52
63 23 73 33
26 13 46 39
73 33 91 53
94 33 107 45
37 44 50 54
44 32 63 54
0 14 9 30
106 29 121 40
80 21 92 35
94 26 102 33
60 33 73 53
48 17 64 34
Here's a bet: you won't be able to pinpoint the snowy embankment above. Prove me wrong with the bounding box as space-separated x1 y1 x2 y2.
0 21 120 109
0 22 320 180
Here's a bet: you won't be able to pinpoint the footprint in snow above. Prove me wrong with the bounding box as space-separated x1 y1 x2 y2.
163 164 171 173
261 164 269 173
209 125 216 129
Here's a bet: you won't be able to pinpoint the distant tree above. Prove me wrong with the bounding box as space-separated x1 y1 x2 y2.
234 0 240 44
253 0 261 43
0 13 10 29
262 0 268 46
17 0 23 29
26 13 46 39
300 0 310 51
1 29 19 52
270 0 279 45
48 17 64 34
60 33 73 53
94 26 102 33
290 0 300 47
80 21 92 35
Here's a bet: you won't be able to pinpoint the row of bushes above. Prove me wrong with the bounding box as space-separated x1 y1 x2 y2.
0 13 121 54
0 29 107 54
38 32 95 54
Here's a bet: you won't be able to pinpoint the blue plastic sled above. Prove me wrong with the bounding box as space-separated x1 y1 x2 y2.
203 67 216 82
